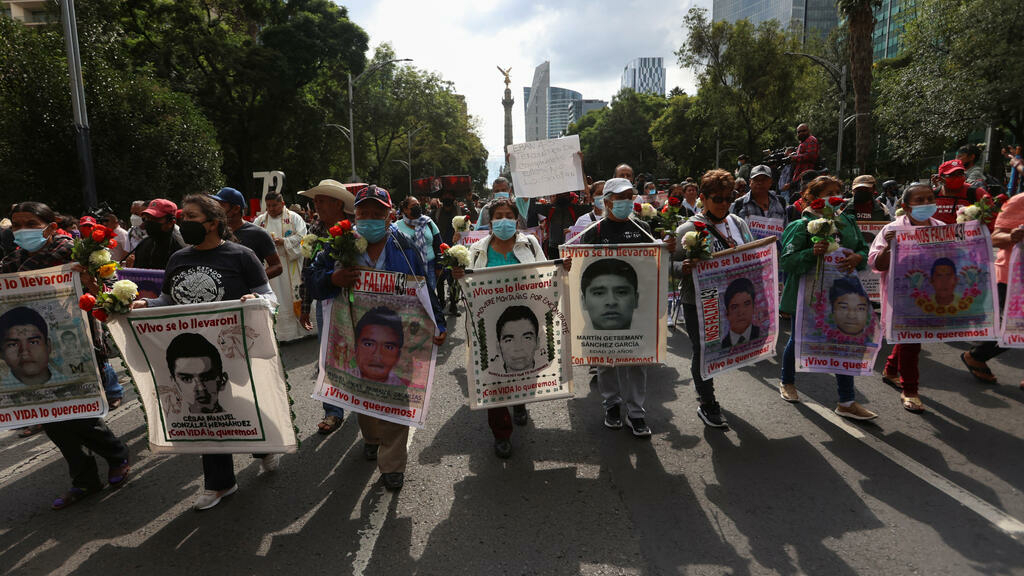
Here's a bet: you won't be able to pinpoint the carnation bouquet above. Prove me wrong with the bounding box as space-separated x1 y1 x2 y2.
323 220 368 267
300 233 323 260
956 194 1008 225
681 221 712 261
71 224 120 280
78 280 139 322
806 196 846 293
437 243 471 269
653 196 684 237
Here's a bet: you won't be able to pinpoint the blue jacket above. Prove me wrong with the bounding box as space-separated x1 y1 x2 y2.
309 226 446 332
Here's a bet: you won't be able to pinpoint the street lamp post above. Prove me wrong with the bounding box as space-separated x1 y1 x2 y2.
785 52 847 176
347 58 412 182
404 125 425 195
59 0 97 210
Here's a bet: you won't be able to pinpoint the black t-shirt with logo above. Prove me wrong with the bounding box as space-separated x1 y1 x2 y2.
232 222 277 264
580 217 654 245
163 241 268 304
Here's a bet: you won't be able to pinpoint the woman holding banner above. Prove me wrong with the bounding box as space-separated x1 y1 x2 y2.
452 199 570 458
869 183 945 412
779 176 877 420
1 202 131 510
395 196 442 294
132 194 279 510
674 170 754 429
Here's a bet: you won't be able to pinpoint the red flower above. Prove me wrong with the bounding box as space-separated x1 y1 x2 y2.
661 206 670 213
91 228 106 243
339 220 353 232
328 225 343 237
108 239 118 249
78 293 96 311
440 243 450 253
91 308 108 322
668 196 682 207
633 202 642 213
811 198 826 210
828 196 843 206
692 221 707 230
997 194 1009 204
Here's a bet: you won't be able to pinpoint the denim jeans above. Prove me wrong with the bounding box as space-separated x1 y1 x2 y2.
316 300 344 419
781 319 855 403
101 362 123 400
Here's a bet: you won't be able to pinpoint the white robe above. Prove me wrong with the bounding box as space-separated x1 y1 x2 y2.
254 209 310 341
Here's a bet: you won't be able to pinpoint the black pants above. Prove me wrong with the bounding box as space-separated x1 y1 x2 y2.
202 454 236 491
682 303 716 405
44 418 129 491
436 268 456 309
970 283 1008 362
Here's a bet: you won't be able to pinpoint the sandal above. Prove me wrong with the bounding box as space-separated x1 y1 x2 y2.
18 425 43 438
901 394 925 413
882 371 901 388
960 352 997 383
51 486 98 510
317 415 342 435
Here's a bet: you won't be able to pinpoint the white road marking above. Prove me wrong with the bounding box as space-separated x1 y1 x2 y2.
803 400 1024 539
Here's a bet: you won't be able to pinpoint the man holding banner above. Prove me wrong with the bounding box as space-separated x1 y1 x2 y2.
730 165 788 242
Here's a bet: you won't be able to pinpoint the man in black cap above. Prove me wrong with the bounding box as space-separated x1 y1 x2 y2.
211 187 282 279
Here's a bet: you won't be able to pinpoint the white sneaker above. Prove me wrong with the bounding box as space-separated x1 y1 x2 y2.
260 454 281 473
194 484 238 511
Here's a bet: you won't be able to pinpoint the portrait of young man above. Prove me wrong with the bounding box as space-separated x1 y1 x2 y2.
581 259 640 331
721 277 760 348
347 306 411 387
495 305 543 373
165 332 229 414
0 306 64 391
829 277 871 337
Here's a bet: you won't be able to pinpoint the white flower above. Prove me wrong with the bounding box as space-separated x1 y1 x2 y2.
354 237 368 253
89 249 112 266
827 241 840 253
683 230 699 248
300 234 319 259
447 244 471 267
452 215 470 232
806 218 828 235
640 203 657 219
894 207 905 217
956 214 968 223
111 280 138 303
964 205 981 219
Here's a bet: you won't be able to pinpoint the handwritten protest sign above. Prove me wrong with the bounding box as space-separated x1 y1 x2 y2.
561 243 666 366
0 265 106 430
885 220 999 343
795 251 882 375
507 135 585 198
313 269 437 427
999 245 1024 347
746 216 785 242
108 299 296 453
459 261 572 409
693 238 779 379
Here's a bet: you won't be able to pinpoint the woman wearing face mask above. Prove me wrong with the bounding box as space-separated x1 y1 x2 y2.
869 182 943 412
395 196 442 293
451 199 570 458
575 181 606 227
673 170 755 429
133 194 279 511
1 202 132 510
779 176 875 420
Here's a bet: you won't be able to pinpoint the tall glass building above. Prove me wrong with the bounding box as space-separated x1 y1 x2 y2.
621 57 666 96
712 0 838 40
872 0 916 60
523 61 584 140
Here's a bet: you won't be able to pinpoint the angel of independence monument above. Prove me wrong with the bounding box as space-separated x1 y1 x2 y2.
498 66 514 178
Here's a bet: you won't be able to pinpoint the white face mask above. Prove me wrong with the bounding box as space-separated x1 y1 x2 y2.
130 214 143 227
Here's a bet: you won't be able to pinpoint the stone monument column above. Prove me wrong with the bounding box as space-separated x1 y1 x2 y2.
498 66 514 178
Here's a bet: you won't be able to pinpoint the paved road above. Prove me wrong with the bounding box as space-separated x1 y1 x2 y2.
2 317 1023 575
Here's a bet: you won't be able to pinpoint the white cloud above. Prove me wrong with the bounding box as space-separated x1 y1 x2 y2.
342 0 710 182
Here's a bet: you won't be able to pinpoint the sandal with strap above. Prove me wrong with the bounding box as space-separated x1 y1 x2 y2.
52 486 98 510
960 352 997 383
901 393 925 413
882 371 901 388
317 415 342 435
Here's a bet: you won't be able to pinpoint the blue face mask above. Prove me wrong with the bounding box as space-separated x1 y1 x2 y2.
14 228 47 252
592 196 603 212
492 218 517 241
494 192 510 199
910 204 937 221
610 198 634 220
356 219 388 243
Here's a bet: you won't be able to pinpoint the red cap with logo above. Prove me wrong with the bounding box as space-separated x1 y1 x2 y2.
938 159 966 176
142 199 178 219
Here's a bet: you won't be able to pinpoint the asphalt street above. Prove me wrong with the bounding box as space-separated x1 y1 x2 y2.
1 313 1023 575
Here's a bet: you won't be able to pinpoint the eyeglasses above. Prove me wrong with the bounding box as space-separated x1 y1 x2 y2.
706 195 730 204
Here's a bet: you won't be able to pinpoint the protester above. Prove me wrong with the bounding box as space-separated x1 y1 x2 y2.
212 187 283 279
674 169 755 429
252 191 309 342
2 201 131 510
310 186 446 490
575 180 605 227
841 175 891 221
126 200 148 253
133 194 279 510
614 164 635 182
959 192 1024 386
956 144 985 186
99 212 129 262
785 169 821 222
735 154 752 182
777 147 796 202
432 181 477 314
452 198 570 458
475 177 526 230
933 159 990 225
779 176 876 420
730 165 788 226
298 179 358 435
131 199 185 270
879 180 901 217
395 195 442 293
733 178 747 200
1004 145 1022 195
531 191 583 259
579 178 675 437
868 182 944 412
680 182 700 217
787 123 820 188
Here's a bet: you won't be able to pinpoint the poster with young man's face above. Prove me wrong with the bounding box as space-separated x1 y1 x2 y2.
458 261 572 409
0 265 106 429
999 245 1024 347
108 299 297 454
562 244 667 366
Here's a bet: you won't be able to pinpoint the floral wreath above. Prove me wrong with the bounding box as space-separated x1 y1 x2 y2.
811 288 876 344
905 266 982 316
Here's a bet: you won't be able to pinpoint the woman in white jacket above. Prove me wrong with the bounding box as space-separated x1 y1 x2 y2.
452 199 569 458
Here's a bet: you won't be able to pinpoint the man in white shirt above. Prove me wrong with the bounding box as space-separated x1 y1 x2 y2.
101 212 130 262
253 191 309 342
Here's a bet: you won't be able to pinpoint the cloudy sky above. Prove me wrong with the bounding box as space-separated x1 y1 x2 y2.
343 0 712 182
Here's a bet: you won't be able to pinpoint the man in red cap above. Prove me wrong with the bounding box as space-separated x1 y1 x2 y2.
934 159 991 225
132 199 186 270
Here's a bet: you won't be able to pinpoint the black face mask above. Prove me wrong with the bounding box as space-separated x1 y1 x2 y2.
854 189 872 204
179 220 209 245
408 205 423 219
556 195 570 206
144 220 168 238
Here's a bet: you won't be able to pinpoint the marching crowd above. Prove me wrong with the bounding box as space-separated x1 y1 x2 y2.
2 122 1023 513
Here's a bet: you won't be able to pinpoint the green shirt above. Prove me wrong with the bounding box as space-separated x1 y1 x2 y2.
779 211 868 315
486 244 520 268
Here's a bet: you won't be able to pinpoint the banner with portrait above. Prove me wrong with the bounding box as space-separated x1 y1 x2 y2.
313 269 438 428
561 243 667 366
885 221 999 343
795 251 883 375
108 299 296 453
693 238 779 380
458 261 572 409
0 265 106 430
999 245 1024 347
746 216 785 242
856 221 890 304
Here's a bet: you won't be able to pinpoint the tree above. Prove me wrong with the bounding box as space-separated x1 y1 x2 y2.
650 92 715 179
837 0 881 173
566 89 668 180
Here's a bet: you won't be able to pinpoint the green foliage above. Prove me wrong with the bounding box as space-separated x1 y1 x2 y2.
651 92 714 179
566 88 668 180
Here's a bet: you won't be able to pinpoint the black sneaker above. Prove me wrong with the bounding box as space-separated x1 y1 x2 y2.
626 416 652 437
512 405 528 426
363 443 379 461
697 402 729 429
381 472 404 491
604 404 622 429
494 439 512 459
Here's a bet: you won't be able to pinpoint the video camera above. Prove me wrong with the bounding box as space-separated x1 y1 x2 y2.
761 148 790 171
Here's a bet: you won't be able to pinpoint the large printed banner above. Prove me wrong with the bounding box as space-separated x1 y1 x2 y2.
561 243 667 366
856 221 889 304
747 216 785 242
564 224 590 245
693 238 779 379
795 251 883 375
313 269 438 427
457 231 489 246
507 135 585 199
999 245 1024 347
0 265 106 430
885 220 999 343
108 299 296 453
459 261 572 409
